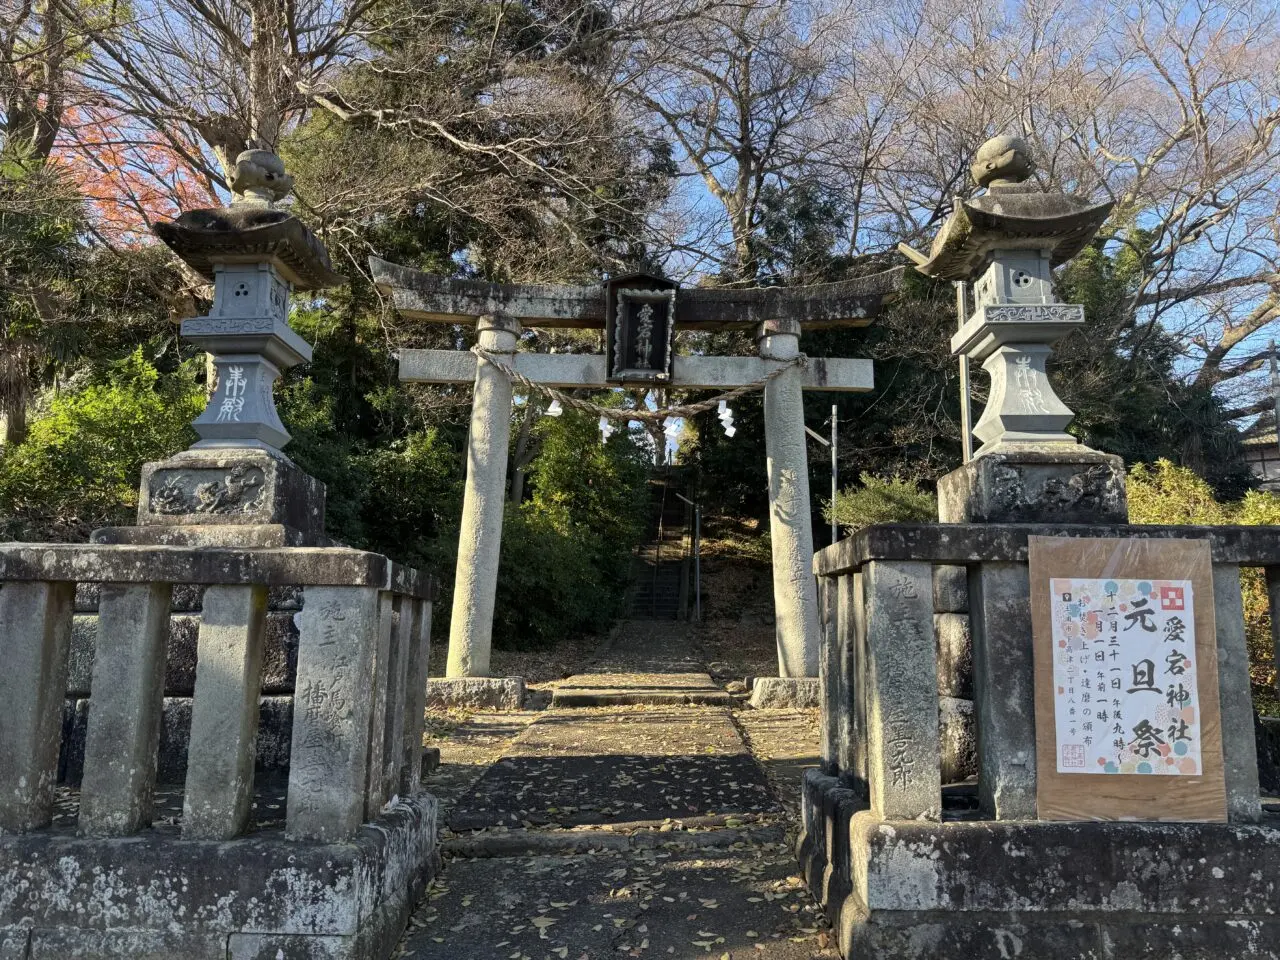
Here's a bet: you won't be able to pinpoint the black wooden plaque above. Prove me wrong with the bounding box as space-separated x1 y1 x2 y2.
604 273 678 383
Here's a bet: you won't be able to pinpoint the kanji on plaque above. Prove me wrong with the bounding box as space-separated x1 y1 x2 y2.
1050 577 1201 776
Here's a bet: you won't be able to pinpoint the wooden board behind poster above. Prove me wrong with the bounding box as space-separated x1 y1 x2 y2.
1029 535 1227 822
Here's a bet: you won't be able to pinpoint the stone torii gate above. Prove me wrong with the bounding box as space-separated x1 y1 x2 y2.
372 257 902 705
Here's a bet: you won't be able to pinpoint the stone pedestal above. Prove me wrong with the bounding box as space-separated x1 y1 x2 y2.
0 792 438 960
825 802 1280 960
798 770 1280 960
427 676 525 711
938 447 1127 525
94 448 327 548
749 676 820 708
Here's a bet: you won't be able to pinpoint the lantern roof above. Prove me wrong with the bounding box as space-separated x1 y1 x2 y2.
155 207 346 290
905 135 1113 282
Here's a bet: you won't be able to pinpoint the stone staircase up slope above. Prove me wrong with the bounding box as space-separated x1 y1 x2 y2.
627 477 689 620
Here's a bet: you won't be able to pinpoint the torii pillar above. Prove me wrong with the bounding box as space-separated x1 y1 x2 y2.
448 314 521 679
759 317 818 680
372 258 902 707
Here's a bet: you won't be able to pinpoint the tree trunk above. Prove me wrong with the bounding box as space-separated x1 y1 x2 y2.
248 0 286 149
508 396 535 503
3 397 28 447
645 420 667 464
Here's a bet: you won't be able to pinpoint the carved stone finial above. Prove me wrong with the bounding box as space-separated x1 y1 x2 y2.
971 135 1035 189
231 149 294 207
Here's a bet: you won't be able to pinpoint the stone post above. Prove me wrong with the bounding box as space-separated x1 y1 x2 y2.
401 599 433 794
287 585 380 841
1213 564 1263 823
381 595 414 800
837 571 866 796
364 592 394 817
182 584 268 840
968 561 1037 819
446 314 521 678
862 560 941 821
818 576 839 773
79 582 173 837
758 317 820 679
0 581 74 832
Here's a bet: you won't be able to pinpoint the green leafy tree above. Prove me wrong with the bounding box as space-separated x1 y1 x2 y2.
525 403 650 553
0 166 185 446
1056 238 1251 498
1128 459 1279 713
0 169 82 444
0 349 202 541
487 406 649 647
277 296 468 563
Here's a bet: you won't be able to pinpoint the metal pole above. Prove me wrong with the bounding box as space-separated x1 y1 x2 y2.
956 281 974 463
653 476 665 619
694 505 701 622
830 404 838 544
1271 339 1279 464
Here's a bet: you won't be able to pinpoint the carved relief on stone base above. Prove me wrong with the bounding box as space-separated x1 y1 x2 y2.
149 464 268 516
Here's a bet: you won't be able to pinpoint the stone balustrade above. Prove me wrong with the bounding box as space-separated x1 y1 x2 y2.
802 521 1280 957
0 544 434 844
809 522 1271 826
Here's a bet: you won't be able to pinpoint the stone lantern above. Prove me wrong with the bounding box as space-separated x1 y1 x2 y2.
94 150 345 548
911 135 1127 524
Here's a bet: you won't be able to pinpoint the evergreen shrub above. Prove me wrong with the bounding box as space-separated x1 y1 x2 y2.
0 350 201 541
827 473 937 534
1128 459 1280 715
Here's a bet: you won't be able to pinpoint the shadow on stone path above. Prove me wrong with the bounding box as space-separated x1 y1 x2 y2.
397 622 831 960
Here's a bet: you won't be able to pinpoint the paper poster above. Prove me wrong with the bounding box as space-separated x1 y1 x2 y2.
1050 577 1202 776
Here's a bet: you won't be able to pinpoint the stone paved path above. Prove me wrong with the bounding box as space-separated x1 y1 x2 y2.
396 622 832 960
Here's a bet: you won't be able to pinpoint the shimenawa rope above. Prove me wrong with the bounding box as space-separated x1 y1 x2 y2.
469 345 806 424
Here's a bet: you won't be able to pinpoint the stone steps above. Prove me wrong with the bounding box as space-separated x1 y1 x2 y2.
439 813 785 858
551 685 733 707
625 477 692 620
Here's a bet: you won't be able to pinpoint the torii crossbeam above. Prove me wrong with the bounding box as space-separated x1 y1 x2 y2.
371 256 903 697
